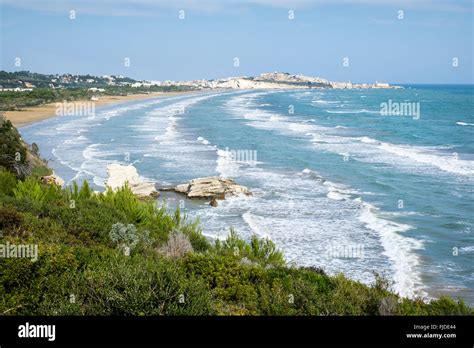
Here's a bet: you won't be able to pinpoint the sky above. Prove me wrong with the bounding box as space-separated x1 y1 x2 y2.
0 0 473 84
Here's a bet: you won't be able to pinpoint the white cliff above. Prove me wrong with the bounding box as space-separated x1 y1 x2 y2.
164 72 398 90
105 164 158 197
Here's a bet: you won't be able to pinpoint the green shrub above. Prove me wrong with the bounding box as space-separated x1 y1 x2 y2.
0 169 17 196
12 178 46 203
174 218 210 252
44 198 130 244
12 177 63 205
19 212 71 244
249 235 285 267
213 228 284 267
0 118 27 177
0 244 80 315
183 253 264 314
99 185 153 224
67 181 93 201
399 296 472 315
68 250 213 315
0 205 26 238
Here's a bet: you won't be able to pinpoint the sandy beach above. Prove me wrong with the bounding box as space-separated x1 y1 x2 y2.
2 91 196 127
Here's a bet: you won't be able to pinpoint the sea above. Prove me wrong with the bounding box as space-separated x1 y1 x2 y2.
19 85 474 304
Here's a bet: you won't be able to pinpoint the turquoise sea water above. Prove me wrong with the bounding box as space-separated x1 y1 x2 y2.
19 85 474 303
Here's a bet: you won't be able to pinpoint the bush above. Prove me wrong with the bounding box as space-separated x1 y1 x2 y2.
67 181 93 201
0 118 27 177
99 185 154 224
183 253 264 314
109 222 139 250
0 244 80 315
0 205 25 238
44 198 130 244
214 228 285 267
13 177 63 205
0 169 17 196
158 230 193 258
398 296 472 315
31 143 39 156
67 250 213 315
249 235 285 267
173 213 210 252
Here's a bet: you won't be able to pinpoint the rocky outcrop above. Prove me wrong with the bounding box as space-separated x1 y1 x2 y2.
105 164 158 197
40 173 64 186
173 176 251 200
164 72 400 90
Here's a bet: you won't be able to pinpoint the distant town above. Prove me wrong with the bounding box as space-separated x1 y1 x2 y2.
0 71 397 93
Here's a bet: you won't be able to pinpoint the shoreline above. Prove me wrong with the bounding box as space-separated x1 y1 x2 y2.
2 91 198 127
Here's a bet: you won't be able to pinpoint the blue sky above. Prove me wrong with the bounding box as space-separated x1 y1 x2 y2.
0 0 472 83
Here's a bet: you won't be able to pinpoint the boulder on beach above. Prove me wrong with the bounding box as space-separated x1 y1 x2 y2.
105 164 159 197
173 176 251 200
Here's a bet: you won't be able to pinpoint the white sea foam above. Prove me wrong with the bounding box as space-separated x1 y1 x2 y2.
63 135 88 145
358 136 379 144
456 121 474 127
326 109 379 114
312 100 341 104
323 180 364 201
228 92 474 178
81 143 117 187
359 203 426 298
378 142 474 176
197 136 210 145
459 246 474 254
242 212 273 239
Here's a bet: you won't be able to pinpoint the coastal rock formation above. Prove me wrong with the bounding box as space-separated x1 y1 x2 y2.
174 176 251 200
105 164 158 197
160 72 400 90
40 173 64 186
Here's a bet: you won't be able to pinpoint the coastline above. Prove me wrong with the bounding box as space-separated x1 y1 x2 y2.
1 86 472 315
2 91 197 127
